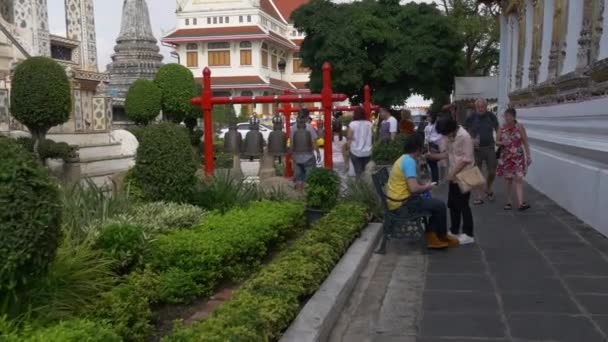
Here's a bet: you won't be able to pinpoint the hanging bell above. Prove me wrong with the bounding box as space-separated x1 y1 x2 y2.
243 113 264 158
223 121 242 155
268 114 287 156
292 115 313 153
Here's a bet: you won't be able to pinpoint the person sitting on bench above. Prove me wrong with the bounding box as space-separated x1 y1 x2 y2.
385 133 459 249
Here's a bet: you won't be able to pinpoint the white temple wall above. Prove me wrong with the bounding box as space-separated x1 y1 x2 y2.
561 0 584 75
538 0 554 83
522 0 533 88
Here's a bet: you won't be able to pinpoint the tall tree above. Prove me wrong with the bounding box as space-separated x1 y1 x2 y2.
441 0 500 76
292 0 464 107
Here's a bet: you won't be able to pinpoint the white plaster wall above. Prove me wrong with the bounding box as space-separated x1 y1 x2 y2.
598 0 608 59
538 0 554 83
510 15 519 91
522 0 534 88
561 0 584 74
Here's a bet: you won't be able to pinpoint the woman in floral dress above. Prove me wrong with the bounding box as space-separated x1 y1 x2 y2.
496 108 532 211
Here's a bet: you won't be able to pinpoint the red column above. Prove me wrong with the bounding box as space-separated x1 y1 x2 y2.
283 90 293 179
321 62 333 170
202 68 214 176
364 85 371 120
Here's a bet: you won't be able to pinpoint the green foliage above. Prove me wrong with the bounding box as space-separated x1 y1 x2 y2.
305 168 340 210
95 224 148 274
4 319 120 342
157 268 201 304
185 82 202 132
90 271 158 342
442 0 500 76
371 134 408 165
342 177 382 221
60 179 134 243
108 201 205 234
10 57 71 140
239 104 250 120
125 79 162 126
191 171 260 213
148 201 304 302
0 138 62 292
292 1 464 106
134 123 197 203
154 64 196 123
162 203 367 341
15 137 76 161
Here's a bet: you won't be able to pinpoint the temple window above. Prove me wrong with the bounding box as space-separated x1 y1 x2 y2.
240 41 252 65
225 17 230 23
219 17 223 24
207 17 211 24
261 43 269 68
185 18 189 25
186 43 199 68
193 18 197 25
51 44 73 62
213 17 217 24
292 52 308 73
239 16 243 23
271 49 278 71
247 15 252 23
208 42 231 66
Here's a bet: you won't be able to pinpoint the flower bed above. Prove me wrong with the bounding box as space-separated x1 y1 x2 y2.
162 203 367 341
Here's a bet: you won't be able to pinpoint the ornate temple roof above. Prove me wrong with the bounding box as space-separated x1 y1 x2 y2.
106 0 163 106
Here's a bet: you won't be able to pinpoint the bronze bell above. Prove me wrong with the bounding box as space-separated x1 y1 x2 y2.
268 115 287 156
243 114 264 158
224 121 242 155
292 115 313 153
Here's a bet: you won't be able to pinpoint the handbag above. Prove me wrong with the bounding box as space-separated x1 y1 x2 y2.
454 164 486 194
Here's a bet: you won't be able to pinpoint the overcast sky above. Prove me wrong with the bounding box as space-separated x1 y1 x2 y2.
48 0 438 105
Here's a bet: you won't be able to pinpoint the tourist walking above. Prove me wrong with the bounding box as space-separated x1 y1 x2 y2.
347 107 373 176
378 108 398 140
386 134 459 249
291 109 321 191
424 111 442 183
429 116 475 245
496 108 532 211
465 98 499 205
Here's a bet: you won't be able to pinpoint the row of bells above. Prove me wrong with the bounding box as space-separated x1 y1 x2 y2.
223 121 315 158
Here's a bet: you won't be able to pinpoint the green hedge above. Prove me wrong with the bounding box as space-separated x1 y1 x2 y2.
162 203 367 341
1 319 120 342
148 201 305 303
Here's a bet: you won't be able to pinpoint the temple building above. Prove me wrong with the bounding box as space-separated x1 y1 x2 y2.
106 0 163 123
161 0 311 117
496 0 608 236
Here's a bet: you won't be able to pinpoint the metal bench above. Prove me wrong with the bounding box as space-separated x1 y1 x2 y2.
372 167 431 254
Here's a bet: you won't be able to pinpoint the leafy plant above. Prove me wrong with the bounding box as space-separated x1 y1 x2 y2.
162 203 367 341
157 268 201 304
342 177 383 221
371 134 407 165
10 57 71 151
0 138 62 292
4 319 120 342
108 202 205 234
95 224 149 275
191 171 260 213
305 168 340 211
15 137 77 161
148 201 304 303
134 123 197 203
154 64 196 123
125 79 162 126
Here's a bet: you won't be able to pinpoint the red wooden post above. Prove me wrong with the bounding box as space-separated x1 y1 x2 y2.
283 90 293 179
191 68 215 176
364 85 371 120
321 62 333 169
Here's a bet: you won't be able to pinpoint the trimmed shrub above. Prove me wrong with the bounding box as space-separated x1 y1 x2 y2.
157 268 201 304
129 202 205 232
10 57 71 143
162 203 367 341
15 137 75 161
154 64 195 123
95 224 148 274
125 79 162 126
134 123 197 203
371 134 408 165
0 138 62 292
8 319 120 342
305 168 340 211
148 201 304 302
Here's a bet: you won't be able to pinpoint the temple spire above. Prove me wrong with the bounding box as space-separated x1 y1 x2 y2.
106 0 163 108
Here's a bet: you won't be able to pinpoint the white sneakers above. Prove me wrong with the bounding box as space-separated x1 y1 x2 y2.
457 234 475 245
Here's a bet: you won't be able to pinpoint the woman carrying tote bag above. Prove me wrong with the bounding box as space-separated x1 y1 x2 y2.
427 116 479 245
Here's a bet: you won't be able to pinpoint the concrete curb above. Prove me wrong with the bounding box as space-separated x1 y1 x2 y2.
279 222 383 342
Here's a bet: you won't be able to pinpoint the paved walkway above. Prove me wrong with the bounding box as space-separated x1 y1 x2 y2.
329 183 608 342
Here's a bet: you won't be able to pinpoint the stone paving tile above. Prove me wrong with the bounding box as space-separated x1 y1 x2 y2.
543 249 607 264
426 261 486 275
501 293 579 314
593 315 608 335
494 275 568 295
417 339 509 342
508 314 606 342
425 274 494 292
564 276 608 294
488 260 555 277
576 294 608 314
422 291 499 313
419 313 506 338
553 261 608 276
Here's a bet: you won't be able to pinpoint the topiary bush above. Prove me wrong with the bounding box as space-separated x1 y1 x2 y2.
95 224 148 275
305 168 340 211
16 137 76 161
0 138 62 292
134 123 197 203
154 64 196 123
125 79 162 126
10 57 71 147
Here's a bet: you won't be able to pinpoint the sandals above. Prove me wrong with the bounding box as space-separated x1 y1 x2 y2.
504 203 512 210
518 203 531 211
